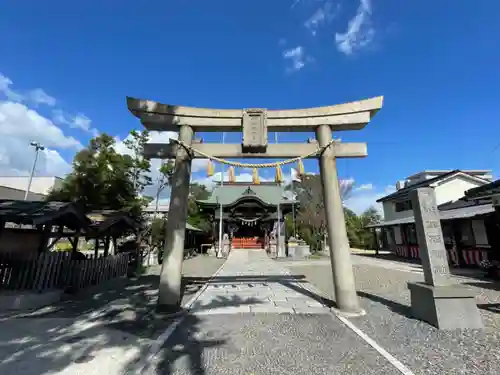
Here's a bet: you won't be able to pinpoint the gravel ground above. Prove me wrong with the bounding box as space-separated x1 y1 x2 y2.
143 314 402 375
288 258 500 375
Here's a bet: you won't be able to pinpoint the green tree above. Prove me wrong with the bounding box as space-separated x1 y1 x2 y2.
294 174 326 249
186 182 211 232
151 159 175 217
150 182 211 257
292 173 379 251
123 130 153 194
47 134 139 213
344 206 381 249
150 217 166 248
294 174 354 251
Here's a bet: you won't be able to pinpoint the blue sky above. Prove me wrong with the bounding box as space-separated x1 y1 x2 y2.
0 0 499 213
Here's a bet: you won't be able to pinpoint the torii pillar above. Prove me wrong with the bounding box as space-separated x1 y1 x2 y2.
127 96 383 314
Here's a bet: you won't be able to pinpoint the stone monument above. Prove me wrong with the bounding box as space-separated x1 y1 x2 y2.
221 233 231 258
287 236 311 259
277 234 286 258
269 231 278 258
407 188 483 329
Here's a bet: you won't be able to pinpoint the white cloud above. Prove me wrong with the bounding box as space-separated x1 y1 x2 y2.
344 184 395 216
304 1 340 36
71 114 92 131
0 102 82 149
0 74 23 102
52 109 97 135
28 88 56 107
0 101 80 177
335 0 375 55
0 74 57 107
0 73 86 177
354 183 373 191
283 46 312 72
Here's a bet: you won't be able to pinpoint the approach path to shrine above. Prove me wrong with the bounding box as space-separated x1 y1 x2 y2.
189 249 331 314
141 250 412 375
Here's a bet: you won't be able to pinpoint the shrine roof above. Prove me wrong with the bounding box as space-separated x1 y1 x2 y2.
197 183 296 207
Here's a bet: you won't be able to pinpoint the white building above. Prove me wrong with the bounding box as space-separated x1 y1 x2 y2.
143 203 169 221
0 176 63 200
380 170 492 222
372 169 496 267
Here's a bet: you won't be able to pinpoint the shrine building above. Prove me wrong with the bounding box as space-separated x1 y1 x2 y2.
196 181 296 250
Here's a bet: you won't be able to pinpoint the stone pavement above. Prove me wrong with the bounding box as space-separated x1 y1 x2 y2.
143 250 410 375
189 249 331 315
0 251 419 375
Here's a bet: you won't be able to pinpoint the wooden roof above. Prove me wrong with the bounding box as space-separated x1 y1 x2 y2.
197 184 296 207
0 199 90 230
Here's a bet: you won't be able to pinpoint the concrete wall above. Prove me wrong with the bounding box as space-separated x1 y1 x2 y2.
382 201 414 222
434 175 485 205
0 186 45 201
0 176 62 196
383 174 486 222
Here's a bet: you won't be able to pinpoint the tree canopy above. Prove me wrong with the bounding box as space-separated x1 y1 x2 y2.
289 173 380 251
187 182 211 232
46 131 155 217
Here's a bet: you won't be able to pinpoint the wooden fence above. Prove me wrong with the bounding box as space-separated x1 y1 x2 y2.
0 251 129 292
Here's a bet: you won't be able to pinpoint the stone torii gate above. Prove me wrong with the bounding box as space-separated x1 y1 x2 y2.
127 96 383 315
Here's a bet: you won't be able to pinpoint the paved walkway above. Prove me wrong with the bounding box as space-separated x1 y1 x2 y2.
143 250 409 375
0 251 414 375
189 249 331 315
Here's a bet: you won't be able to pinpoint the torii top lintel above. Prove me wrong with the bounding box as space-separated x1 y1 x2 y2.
126 96 383 132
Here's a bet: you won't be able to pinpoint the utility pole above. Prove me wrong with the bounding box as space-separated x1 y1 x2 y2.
24 141 44 201
217 132 226 257
275 132 281 254
291 179 296 237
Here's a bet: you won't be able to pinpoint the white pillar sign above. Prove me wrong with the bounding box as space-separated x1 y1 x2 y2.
410 188 451 286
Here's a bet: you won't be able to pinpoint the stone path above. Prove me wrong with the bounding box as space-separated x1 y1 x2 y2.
142 250 411 375
189 249 331 315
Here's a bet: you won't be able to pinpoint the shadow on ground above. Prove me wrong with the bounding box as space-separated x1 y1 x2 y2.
356 291 415 319
0 272 339 375
0 277 265 375
466 281 500 293
182 274 337 308
355 253 421 265
139 295 267 375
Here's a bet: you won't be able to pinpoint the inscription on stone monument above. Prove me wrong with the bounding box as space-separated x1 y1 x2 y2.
411 188 451 286
242 108 267 151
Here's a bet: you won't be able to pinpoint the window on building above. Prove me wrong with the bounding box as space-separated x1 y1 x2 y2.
395 200 413 212
401 224 418 245
441 223 453 245
407 224 417 244
460 220 475 247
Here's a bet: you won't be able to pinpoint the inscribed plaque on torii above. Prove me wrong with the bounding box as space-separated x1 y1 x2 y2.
242 108 267 152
